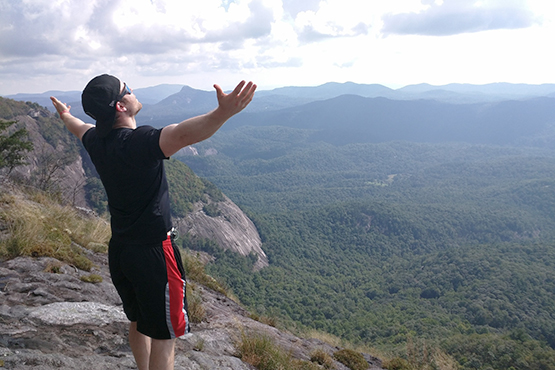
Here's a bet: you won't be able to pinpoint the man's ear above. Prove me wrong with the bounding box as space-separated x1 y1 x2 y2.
116 101 127 112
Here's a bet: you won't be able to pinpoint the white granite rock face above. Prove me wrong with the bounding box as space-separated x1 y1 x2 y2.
28 302 128 326
176 196 269 270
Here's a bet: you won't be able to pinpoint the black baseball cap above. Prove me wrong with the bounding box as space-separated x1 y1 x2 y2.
82 74 121 138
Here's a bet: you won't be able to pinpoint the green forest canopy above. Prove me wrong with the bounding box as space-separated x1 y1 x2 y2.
177 125 555 370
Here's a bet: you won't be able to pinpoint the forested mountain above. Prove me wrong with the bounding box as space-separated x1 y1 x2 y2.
6 80 555 120
178 140 555 369
172 90 555 369
220 95 555 148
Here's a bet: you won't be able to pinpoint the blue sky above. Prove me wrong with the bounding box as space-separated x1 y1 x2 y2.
0 0 553 95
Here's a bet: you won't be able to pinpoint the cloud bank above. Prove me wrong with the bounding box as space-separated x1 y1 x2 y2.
382 0 539 36
0 0 549 94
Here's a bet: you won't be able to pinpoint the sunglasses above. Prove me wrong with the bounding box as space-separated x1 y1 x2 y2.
117 83 132 101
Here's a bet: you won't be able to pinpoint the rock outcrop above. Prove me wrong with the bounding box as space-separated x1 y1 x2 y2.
0 254 384 370
175 196 269 270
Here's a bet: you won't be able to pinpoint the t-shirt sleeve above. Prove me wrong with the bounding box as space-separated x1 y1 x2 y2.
126 126 168 167
81 127 95 151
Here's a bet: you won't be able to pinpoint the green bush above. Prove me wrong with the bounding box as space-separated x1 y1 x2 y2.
333 349 369 370
310 349 336 369
186 282 206 323
182 251 227 295
383 357 412 370
203 203 221 217
237 331 291 370
237 331 323 370
80 274 103 283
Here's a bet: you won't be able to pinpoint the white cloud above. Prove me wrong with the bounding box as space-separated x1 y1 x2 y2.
0 0 553 95
382 0 539 36
294 0 375 42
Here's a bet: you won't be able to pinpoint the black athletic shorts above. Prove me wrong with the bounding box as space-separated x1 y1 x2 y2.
109 234 190 339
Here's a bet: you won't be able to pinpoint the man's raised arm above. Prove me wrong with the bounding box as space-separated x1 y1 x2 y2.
50 97 94 140
159 80 256 158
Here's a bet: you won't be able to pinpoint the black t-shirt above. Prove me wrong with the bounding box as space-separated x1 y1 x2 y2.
82 125 171 244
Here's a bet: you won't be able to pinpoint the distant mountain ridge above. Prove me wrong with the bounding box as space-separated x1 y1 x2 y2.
399 82 555 97
5 81 555 110
256 82 396 99
3 84 185 111
5 81 555 148
226 95 555 147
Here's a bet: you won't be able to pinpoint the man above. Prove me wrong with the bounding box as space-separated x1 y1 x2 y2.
50 74 256 370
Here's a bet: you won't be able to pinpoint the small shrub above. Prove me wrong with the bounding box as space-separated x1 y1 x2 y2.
44 260 63 273
67 246 94 271
310 349 336 369
237 331 290 370
292 359 322 370
186 282 206 323
203 203 221 217
193 336 205 351
250 312 278 327
384 337 460 370
333 349 369 370
305 330 343 348
80 274 103 283
236 330 328 370
182 251 227 295
383 357 412 370
87 242 108 253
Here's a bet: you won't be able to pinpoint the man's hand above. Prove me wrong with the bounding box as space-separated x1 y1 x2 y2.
50 96 71 116
50 96 94 140
159 80 257 158
213 81 257 121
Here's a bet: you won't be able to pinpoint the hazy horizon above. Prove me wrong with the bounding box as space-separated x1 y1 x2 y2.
4 80 555 98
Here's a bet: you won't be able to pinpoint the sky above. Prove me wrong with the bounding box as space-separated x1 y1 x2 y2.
0 0 554 95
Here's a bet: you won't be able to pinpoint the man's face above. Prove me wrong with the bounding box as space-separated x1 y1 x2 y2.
118 80 142 115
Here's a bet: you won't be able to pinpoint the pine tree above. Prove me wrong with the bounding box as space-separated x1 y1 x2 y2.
0 120 34 175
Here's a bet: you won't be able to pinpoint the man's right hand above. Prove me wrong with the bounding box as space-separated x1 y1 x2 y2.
213 81 257 121
159 80 257 158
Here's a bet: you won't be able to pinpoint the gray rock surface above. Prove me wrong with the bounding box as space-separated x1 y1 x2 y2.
176 196 269 270
0 254 384 370
28 302 127 326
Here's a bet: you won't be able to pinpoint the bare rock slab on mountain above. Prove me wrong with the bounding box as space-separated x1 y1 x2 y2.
176 196 269 270
0 254 383 370
28 302 128 326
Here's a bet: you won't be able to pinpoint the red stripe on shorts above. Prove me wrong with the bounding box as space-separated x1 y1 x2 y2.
162 236 187 338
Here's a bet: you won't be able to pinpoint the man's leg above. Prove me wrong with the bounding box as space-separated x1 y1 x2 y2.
129 322 151 370
150 338 176 370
